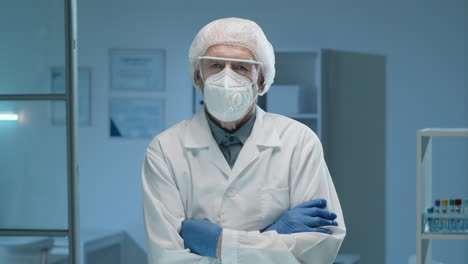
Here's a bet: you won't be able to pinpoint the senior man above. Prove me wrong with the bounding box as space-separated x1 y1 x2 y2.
142 17 346 264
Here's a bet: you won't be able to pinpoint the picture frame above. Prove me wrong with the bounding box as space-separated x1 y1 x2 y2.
109 48 166 92
109 97 165 139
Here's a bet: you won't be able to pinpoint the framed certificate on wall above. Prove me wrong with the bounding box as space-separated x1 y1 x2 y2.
109 98 165 138
110 49 165 92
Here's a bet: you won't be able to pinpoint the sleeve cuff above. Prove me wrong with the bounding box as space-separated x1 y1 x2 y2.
221 228 239 264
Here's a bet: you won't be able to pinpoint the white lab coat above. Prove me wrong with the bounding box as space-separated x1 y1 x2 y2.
142 106 346 264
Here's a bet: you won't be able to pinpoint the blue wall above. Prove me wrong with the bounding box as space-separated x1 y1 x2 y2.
1 0 467 263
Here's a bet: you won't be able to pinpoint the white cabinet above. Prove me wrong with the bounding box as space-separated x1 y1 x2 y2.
416 128 468 264
262 50 387 263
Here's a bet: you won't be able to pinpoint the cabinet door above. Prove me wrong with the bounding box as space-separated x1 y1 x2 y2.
322 49 386 264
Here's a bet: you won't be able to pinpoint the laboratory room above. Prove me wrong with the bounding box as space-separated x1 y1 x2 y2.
1 0 467 264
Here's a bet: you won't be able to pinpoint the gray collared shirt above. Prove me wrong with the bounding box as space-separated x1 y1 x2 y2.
205 109 256 168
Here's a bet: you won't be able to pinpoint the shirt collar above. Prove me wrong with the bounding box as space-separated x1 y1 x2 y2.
205 108 257 145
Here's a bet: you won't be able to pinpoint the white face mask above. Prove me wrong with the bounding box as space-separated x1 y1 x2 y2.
203 68 257 122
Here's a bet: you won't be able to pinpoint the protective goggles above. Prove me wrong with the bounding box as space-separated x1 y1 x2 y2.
198 56 262 84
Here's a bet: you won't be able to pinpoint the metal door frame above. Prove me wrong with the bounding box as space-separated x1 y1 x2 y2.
0 0 80 263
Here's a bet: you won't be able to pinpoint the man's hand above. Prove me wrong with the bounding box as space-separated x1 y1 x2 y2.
261 199 338 234
180 219 223 258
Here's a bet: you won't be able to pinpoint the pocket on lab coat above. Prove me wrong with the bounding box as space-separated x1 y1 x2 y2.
259 187 290 230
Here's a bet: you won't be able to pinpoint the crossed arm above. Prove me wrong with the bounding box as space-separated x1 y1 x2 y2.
180 198 339 259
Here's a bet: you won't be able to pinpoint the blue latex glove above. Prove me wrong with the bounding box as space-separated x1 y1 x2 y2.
262 199 338 234
180 219 222 258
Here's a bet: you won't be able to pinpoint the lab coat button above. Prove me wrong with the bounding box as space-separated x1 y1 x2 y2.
226 189 237 198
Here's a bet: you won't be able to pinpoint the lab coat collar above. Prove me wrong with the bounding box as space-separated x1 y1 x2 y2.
183 106 281 149
251 106 281 148
184 105 281 178
183 107 213 149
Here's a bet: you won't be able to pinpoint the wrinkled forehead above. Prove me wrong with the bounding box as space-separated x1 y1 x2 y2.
204 44 256 61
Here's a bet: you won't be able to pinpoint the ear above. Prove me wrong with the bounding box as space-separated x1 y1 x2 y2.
194 69 203 92
257 72 265 94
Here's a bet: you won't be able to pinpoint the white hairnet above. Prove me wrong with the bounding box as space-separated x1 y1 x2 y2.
189 17 275 96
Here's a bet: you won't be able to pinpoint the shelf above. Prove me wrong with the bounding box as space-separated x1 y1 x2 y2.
417 128 468 137
420 233 468 240
416 128 468 264
424 213 468 219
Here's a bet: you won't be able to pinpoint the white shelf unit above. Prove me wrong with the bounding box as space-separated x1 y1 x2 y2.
258 51 323 138
416 128 468 264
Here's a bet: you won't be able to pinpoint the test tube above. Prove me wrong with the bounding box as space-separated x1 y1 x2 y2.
454 199 462 232
426 207 434 232
464 199 468 232
434 199 440 213
434 199 440 232
449 199 455 232
441 199 448 213
441 199 448 232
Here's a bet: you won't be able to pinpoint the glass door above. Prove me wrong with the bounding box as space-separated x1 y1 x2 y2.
0 0 79 263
